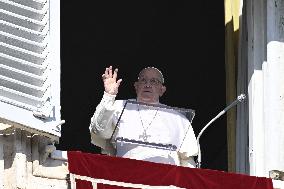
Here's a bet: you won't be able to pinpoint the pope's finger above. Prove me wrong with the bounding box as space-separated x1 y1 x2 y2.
113 68 118 79
108 66 113 77
104 67 109 77
117 79 122 87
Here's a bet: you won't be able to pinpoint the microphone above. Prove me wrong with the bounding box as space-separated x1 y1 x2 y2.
223 94 246 112
196 93 246 168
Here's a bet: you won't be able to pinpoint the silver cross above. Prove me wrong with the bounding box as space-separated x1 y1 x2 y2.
139 130 151 142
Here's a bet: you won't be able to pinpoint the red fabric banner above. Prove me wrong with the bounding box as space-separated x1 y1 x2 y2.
67 151 273 189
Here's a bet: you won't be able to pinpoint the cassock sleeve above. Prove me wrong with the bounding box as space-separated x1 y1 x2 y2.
89 92 117 153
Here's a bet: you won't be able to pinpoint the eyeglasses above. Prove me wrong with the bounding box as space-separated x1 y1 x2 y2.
138 78 162 86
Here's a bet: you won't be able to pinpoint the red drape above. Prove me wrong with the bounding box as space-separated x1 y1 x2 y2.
67 151 273 189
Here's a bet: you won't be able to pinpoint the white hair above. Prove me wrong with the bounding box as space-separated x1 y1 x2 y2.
138 67 164 84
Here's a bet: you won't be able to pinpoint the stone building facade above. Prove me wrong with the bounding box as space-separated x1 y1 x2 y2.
0 123 69 189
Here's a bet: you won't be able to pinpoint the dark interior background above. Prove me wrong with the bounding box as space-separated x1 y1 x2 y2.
58 1 227 171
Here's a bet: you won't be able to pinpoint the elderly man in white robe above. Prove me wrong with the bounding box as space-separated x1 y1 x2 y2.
89 65 198 167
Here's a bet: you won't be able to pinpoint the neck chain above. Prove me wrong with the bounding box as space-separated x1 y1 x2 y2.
137 104 159 142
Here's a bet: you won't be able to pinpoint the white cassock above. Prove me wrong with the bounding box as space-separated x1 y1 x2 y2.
89 92 198 167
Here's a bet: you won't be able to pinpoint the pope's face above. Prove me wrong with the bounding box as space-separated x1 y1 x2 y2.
134 68 166 104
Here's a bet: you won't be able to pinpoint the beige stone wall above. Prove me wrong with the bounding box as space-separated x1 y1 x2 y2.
0 123 69 189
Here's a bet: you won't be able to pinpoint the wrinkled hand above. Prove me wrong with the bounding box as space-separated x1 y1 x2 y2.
102 66 122 95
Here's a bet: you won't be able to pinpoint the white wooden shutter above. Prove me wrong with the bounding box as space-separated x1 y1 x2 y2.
0 0 62 140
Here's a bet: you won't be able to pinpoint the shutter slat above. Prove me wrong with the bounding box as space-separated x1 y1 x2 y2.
0 31 47 53
0 64 46 85
0 0 48 21
0 86 44 108
0 21 47 42
0 75 48 97
0 10 48 31
0 53 46 75
0 43 47 64
7 0 47 11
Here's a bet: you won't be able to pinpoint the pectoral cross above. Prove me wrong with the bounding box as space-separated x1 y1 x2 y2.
139 130 151 142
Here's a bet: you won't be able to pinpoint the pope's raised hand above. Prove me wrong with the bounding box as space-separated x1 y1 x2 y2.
102 66 122 95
